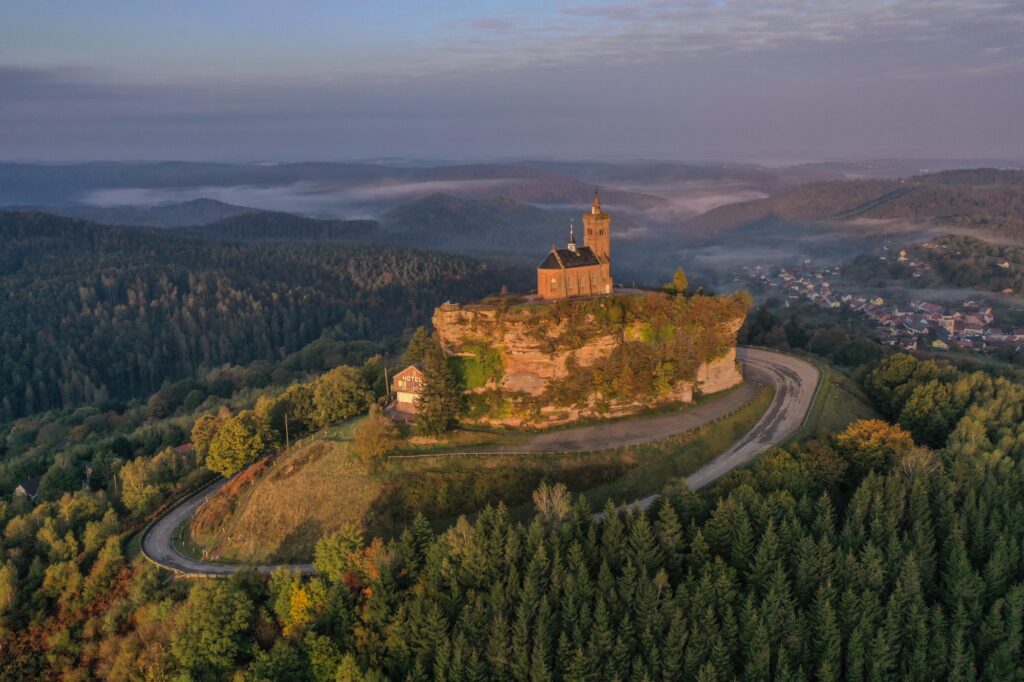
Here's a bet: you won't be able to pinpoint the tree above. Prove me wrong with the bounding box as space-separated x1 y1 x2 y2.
833 419 914 474
280 382 317 433
863 353 919 418
118 447 189 515
171 580 254 677
0 561 16 622
190 407 230 459
314 525 365 583
206 409 271 476
672 268 689 296
532 482 572 522
403 326 435 366
352 405 401 463
898 380 960 448
313 365 373 428
415 339 462 436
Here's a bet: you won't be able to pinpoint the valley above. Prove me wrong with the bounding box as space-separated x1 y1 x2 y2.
3 158 1024 680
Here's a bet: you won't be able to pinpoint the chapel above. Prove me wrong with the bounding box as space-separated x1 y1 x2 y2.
536 190 613 300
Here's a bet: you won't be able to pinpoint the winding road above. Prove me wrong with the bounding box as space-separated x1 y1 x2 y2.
141 346 819 576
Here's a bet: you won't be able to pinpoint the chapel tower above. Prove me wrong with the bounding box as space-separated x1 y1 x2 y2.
535 191 613 300
582 189 611 262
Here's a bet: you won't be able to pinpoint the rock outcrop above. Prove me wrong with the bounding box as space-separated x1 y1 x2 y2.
432 292 748 426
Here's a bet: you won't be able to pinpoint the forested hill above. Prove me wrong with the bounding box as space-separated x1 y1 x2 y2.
379 193 567 255
173 211 380 242
12 198 257 228
683 168 1024 237
0 211 531 421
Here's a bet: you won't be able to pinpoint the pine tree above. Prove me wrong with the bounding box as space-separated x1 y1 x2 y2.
688 527 711 572
845 621 867 682
742 617 770 682
655 503 685 581
486 612 511 679
627 512 663 577
812 584 841 682
730 513 755 575
600 502 626 571
589 597 615 678
403 327 434 366
510 603 531 682
416 337 462 435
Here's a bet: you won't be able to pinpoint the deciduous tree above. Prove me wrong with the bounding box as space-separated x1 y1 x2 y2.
353 405 401 463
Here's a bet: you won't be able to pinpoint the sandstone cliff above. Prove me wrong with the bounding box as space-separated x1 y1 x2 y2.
432 292 748 426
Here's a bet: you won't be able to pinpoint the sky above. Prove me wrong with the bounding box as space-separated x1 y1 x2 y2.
1 0 1023 162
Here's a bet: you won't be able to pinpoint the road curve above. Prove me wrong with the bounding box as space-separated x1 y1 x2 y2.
630 346 820 510
141 477 316 577
141 346 818 576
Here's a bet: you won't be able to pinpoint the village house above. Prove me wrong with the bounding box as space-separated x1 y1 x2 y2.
14 478 40 500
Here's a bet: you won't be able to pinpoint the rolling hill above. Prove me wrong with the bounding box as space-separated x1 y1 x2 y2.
11 198 258 228
0 160 670 214
682 168 1024 238
174 211 380 242
379 193 567 253
0 211 531 419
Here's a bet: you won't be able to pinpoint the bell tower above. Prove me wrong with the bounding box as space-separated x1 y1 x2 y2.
582 189 611 262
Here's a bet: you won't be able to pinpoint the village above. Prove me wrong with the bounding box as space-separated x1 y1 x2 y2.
745 254 1024 355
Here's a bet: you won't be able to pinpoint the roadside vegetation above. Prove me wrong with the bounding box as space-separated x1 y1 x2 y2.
188 388 774 564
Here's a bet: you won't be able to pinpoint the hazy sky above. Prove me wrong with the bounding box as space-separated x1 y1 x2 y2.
2 0 1022 162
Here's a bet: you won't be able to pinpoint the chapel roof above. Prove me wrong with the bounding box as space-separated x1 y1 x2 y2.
538 246 601 270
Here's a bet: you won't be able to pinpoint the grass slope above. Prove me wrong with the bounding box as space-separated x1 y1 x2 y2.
189 388 773 563
790 364 878 441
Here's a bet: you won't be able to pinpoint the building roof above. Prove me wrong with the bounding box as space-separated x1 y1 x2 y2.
393 364 424 380
538 246 601 270
16 477 41 496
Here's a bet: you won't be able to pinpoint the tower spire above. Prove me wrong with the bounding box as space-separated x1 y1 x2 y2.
567 220 577 252
592 188 601 214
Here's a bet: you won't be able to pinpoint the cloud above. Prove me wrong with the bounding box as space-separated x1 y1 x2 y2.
436 0 1024 77
0 1 1021 162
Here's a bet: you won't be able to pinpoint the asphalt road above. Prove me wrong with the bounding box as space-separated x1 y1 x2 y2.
141 346 818 576
141 477 315 576
630 346 820 510
445 382 762 455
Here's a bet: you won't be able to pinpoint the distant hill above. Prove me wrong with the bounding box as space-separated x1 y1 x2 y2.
523 160 787 191
0 161 670 214
379 193 566 252
174 211 379 242
11 198 259 228
378 192 651 258
683 168 1024 237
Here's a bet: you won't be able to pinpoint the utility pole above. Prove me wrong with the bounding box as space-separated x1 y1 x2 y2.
284 412 290 450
